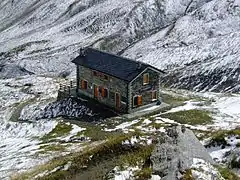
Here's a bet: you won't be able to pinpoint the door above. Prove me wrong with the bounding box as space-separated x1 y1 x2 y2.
94 85 98 98
115 93 120 109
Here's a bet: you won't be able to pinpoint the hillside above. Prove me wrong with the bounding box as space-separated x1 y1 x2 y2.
0 0 240 92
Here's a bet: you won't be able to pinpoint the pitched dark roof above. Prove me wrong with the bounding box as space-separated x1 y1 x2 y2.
72 48 164 82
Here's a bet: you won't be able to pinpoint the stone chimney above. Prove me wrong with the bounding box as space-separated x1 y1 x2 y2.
79 48 86 57
137 61 142 69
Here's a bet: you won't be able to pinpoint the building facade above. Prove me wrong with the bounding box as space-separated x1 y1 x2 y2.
72 48 164 113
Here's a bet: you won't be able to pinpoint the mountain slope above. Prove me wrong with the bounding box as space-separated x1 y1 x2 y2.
0 0 240 92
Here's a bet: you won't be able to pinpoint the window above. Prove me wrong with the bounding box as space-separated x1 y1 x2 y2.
143 73 149 85
101 87 109 98
152 91 157 101
81 80 88 89
92 70 109 81
133 95 143 107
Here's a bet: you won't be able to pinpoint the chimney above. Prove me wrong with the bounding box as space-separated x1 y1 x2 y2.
79 48 86 57
137 61 142 69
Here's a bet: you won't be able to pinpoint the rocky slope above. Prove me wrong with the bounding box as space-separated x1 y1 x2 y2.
0 0 240 92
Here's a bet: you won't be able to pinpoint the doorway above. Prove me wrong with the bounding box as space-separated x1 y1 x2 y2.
115 93 120 109
94 84 98 99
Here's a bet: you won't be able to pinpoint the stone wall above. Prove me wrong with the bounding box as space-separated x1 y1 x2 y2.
131 68 160 109
77 65 128 112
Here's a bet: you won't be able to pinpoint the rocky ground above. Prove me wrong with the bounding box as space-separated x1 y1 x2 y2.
1 76 239 180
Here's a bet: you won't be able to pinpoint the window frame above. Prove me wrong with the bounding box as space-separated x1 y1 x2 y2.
133 95 138 107
143 73 149 85
151 90 157 101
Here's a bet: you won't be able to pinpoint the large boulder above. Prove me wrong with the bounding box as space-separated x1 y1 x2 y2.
150 125 214 180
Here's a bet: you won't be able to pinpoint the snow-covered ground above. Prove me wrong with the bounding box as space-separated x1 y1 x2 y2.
0 0 240 92
0 76 90 179
0 76 58 179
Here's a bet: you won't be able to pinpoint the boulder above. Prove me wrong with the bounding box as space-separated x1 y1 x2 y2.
150 125 214 180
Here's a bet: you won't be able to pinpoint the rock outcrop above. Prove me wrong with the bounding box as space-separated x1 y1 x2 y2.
150 125 214 180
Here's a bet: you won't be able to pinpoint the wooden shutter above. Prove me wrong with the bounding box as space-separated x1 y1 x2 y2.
81 80 85 89
81 80 87 89
101 87 105 97
138 95 142 106
94 86 98 98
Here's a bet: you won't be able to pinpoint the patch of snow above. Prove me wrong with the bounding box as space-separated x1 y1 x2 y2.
114 166 139 180
61 124 86 141
163 100 199 114
104 120 140 132
142 119 152 125
140 105 160 112
207 146 232 163
191 158 224 180
150 175 161 180
213 95 240 119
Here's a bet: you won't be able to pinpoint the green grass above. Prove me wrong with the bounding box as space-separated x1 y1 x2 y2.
38 144 67 153
161 93 189 105
182 169 194 180
217 167 240 180
230 155 240 169
41 122 72 142
13 131 146 180
119 145 154 167
83 126 123 141
73 121 126 141
160 109 213 125
134 167 152 180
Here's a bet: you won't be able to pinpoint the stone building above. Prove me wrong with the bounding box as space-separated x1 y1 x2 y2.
72 48 164 113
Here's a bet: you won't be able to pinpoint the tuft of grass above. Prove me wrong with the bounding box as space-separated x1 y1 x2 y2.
119 145 154 167
207 132 228 148
160 109 213 125
39 144 66 153
149 122 166 130
41 122 72 142
161 93 189 105
182 169 194 180
230 155 240 169
217 167 240 180
135 167 152 180
84 127 123 141
204 128 240 148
